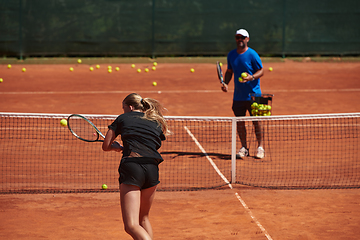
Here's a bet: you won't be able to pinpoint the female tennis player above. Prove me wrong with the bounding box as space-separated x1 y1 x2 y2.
102 93 169 240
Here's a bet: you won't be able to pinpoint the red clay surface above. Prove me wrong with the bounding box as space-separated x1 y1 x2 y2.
1 60 360 239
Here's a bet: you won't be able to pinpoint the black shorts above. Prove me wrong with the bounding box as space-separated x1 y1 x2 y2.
118 159 160 190
232 100 253 117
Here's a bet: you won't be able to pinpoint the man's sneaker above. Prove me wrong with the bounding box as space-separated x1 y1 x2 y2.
255 147 265 159
236 147 249 159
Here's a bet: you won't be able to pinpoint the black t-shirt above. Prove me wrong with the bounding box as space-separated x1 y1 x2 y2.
108 111 166 164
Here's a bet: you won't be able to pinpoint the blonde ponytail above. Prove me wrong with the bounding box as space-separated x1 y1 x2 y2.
123 93 170 136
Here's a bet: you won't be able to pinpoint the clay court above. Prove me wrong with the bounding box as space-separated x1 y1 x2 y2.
1 58 360 239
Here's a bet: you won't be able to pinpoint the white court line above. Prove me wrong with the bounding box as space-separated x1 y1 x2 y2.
183 126 231 186
0 90 219 94
235 192 274 240
184 125 273 240
1 88 360 95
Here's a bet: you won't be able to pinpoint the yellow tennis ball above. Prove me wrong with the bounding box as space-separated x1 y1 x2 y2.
115 67 120 71
269 67 273 71
145 68 149 73
238 77 243 82
89 67 94 71
152 66 156 71
96 64 100 69
108 69 112 73
107 65 112 69
219 62 223 67
131 64 135 68
153 62 158 66
60 119 67 127
22 68 26 72
102 184 108 190
0 78 3 83
69 67 74 72
7 64 11 69
190 68 195 73
241 72 247 78
251 102 258 109
137 68 141 73
77 59 82 64
152 81 157 86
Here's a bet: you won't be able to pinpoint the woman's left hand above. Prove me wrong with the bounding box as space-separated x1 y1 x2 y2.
112 141 123 152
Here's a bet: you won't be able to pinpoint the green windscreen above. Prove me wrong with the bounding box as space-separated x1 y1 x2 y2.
0 0 359 58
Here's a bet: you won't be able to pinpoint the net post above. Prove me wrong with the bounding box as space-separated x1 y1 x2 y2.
231 117 237 183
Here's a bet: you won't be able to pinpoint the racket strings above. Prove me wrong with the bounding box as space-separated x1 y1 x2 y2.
69 117 99 141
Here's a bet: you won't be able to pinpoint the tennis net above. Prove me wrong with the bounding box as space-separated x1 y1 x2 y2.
0 112 359 193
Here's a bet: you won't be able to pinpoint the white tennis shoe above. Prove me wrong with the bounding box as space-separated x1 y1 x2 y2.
236 147 249 159
255 147 265 159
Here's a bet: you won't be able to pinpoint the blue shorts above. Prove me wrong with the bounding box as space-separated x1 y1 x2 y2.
118 159 160 190
232 100 253 117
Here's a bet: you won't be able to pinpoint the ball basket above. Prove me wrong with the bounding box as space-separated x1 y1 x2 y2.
250 93 274 116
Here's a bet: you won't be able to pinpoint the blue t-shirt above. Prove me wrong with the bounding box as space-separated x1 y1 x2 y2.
227 47 263 101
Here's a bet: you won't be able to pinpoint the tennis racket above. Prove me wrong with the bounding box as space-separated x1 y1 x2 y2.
216 61 225 86
67 114 106 142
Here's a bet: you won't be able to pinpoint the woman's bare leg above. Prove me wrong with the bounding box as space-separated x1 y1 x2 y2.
139 185 157 239
120 184 156 240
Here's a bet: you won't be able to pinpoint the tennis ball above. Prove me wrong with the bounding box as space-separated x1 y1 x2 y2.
269 67 273 72
96 65 100 69
152 66 156 71
108 69 112 73
107 66 112 69
0 78 3 83
241 72 247 78
238 77 243 82
22 68 26 72
60 119 67 127
69 67 74 72
137 68 141 73
131 64 135 68
219 62 223 67
102 184 108 190
7 64 11 69
190 68 195 73
251 102 259 109
115 67 120 71
153 62 158 66
152 81 157 86
77 59 82 64
145 68 149 73
89 67 94 71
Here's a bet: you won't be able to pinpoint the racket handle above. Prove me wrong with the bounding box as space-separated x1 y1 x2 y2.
112 141 123 152
221 82 228 92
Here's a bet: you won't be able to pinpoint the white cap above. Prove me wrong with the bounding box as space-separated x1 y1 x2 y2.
235 29 249 38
